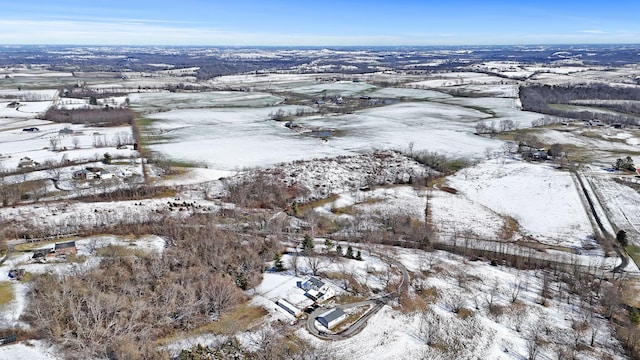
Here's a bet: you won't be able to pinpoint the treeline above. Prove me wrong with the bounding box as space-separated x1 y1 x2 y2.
519 83 640 125
24 215 277 359
196 59 307 80
42 107 134 127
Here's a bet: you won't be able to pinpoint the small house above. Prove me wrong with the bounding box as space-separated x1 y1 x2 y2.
73 169 95 180
18 157 36 168
54 241 77 256
316 308 346 329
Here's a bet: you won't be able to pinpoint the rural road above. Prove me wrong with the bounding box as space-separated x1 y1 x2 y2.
573 170 629 272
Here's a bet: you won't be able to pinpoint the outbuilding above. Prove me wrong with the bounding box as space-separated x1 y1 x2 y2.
316 308 346 329
276 299 302 317
54 241 77 256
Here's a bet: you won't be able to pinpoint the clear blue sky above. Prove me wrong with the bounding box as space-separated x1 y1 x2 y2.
0 1 638 46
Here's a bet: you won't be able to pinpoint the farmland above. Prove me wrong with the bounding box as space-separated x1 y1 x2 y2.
0 45 640 359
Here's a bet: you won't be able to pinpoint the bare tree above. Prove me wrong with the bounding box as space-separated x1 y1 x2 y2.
306 256 324 276
443 289 466 313
288 254 300 276
49 137 60 151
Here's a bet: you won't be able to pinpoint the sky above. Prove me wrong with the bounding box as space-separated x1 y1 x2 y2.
0 1 638 46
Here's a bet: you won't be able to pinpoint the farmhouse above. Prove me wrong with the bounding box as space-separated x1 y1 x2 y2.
73 169 95 180
18 157 36 168
298 276 336 302
316 308 346 329
54 241 77 256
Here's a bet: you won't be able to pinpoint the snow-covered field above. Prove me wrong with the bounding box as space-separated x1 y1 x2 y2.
443 159 593 248
291 246 625 360
1 62 639 359
588 174 640 245
0 122 137 169
129 91 284 113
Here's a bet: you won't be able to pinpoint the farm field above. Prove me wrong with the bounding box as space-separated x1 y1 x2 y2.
1 46 640 359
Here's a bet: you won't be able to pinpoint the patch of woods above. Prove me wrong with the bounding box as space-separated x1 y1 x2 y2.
42 107 135 127
223 172 310 209
403 249 635 360
519 83 640 125
405 149 471 176
22 215 278 359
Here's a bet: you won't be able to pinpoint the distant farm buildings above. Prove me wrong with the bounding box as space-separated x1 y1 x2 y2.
18 157 36 168
73 168 114 180
55 241 77 256
32 241 77 260
59 127 74 135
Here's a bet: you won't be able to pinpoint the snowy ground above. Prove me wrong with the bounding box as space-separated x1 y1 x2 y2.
0 120 137 170
0 235 165 359
587 173 640 246
443 158 593 248
292 246 625 360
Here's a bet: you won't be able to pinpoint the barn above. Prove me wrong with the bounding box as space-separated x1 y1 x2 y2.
316 308 346 329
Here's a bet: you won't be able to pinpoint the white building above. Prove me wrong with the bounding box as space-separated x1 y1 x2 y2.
317 308 346 329
298 276 336 302
276 299 302 317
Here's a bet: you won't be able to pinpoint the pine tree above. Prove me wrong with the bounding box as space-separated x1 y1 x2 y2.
355 250 362 261
302 235 315 255
617 230 628 247
290 201 299 216
273 252 285 272
346 245 354 259
335 243 343 257
324 238 334 253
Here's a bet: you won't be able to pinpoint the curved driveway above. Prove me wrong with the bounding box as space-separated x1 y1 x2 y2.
306 249 409 340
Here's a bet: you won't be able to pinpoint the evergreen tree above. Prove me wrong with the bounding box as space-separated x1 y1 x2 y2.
335 243 343 257
355 250 362 261
290 201 299 216
630 307 640 325
346 245 354 259
102 152 112 164
324 238 334 253
273 252 285 272
302 235 314 255
617 230 628 247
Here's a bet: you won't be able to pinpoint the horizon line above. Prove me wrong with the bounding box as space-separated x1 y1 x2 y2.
2 43 640 48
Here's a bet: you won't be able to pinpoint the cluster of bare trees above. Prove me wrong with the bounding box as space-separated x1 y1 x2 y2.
91 131 135 148
23 215 279 359
223 172 309 209
475 119 518 136
268 107 314 121
42 107 134 127
177 329 336 360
